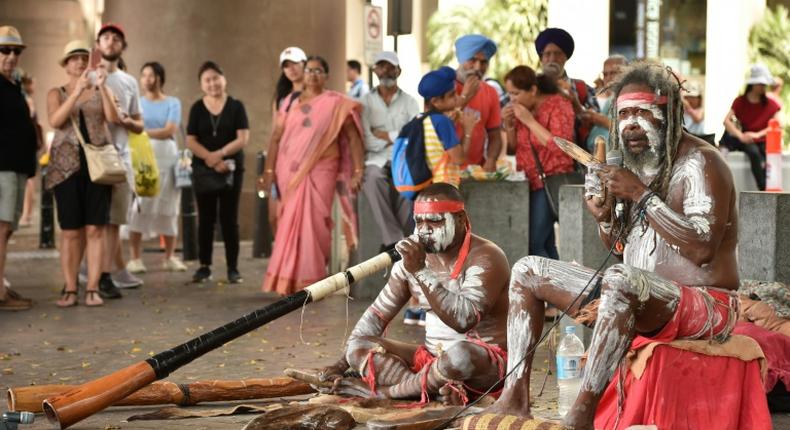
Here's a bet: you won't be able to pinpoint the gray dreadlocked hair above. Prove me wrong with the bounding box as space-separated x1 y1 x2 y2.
606 61 684 242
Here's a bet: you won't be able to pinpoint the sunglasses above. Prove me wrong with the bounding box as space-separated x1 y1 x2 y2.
0 46 23 56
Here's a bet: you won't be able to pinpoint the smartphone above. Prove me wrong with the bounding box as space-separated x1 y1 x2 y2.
89 48 102 69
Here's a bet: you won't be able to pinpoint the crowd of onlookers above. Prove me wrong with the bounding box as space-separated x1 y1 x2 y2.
0 21 783 314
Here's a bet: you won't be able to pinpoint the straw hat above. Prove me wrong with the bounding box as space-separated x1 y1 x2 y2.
59 40 90 67
0 25 25 47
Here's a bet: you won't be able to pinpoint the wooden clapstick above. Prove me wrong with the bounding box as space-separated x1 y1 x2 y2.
593 135 608 203
593 136 607 163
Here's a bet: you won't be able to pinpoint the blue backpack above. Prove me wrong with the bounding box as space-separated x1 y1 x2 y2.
391 114 433 200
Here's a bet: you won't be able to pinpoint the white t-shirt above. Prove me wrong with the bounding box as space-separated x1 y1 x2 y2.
105 69 142 162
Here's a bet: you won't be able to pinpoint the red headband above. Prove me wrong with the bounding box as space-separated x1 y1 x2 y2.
617 92 668 105
413 200 465 214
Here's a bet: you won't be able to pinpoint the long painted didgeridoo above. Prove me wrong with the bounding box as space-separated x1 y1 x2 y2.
42 248 401 429
8 377 314 413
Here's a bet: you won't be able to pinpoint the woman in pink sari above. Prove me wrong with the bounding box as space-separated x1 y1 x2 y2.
259 56 364 295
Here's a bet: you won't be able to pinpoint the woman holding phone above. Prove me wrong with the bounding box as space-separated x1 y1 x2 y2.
46 40 120 307
186 61 250 284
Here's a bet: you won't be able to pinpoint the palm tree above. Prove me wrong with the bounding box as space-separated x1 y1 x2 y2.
426 0 548 82
750 5 790 141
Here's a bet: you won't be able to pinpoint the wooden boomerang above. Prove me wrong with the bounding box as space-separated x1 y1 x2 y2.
552 136 600 167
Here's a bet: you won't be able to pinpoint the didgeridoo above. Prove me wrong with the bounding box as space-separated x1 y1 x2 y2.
43 249 401 429
8 377 313 413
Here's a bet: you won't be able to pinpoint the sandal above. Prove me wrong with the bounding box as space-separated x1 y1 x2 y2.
56 288 78 308
84 290 104 307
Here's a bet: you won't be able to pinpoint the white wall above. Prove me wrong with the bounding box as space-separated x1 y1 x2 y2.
704 0 766 136
548 0 610 84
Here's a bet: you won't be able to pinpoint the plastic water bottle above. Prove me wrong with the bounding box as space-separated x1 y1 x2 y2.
557 325 585 416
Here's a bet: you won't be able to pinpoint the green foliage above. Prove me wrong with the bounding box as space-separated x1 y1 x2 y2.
426 0 548 82
750 5 790 142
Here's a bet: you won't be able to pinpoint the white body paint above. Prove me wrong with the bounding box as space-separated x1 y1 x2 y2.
623 148 717 285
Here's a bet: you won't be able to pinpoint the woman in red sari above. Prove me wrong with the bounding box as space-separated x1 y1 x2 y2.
503 65 574 259
259 56 364 295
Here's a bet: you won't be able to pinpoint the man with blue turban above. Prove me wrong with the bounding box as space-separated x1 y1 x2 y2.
453 34 503 172
535 27 600 145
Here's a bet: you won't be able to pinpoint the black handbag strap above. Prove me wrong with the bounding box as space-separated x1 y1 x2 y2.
526 135 548 184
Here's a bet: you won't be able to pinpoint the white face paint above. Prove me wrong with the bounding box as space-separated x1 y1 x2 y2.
415 212 456 253
617 101 665 177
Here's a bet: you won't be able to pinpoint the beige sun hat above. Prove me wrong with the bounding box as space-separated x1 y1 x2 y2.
59 40 90 66
0 26 25 47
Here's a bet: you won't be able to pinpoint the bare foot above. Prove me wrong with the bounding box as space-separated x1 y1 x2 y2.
84 290 104 307
438 384 466 405
561 410 595 430
480 387 532 418
56 290 78 308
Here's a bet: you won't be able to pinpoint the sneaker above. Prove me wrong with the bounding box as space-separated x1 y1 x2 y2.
126 259 146 274
0 294 32 311
403 308 420 325
78 262 88 285
417 309 427 327
112 269 143 289
192 266 212 283
98 273 123 299
163 256 188 272
227 269 243 284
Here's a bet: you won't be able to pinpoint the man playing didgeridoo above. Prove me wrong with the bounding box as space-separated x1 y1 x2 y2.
318 183 509 404
486 62 741 429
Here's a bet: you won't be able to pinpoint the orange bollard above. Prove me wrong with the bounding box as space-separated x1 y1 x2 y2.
766 118 783 192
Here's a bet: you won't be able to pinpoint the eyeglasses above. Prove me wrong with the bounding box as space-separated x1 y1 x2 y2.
305 68 326 75
0 46 23 56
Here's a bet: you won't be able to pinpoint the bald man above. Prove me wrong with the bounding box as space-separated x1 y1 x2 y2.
318 183 510 404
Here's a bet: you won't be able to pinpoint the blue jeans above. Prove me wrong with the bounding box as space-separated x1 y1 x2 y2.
529 188 559 259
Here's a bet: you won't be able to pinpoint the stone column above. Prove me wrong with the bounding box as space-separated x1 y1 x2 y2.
558 185 616 270
738 191 790 283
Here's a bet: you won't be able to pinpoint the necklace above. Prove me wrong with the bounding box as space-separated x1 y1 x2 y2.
205 96 226 137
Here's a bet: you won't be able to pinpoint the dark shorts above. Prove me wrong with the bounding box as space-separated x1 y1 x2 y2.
53 148 112 229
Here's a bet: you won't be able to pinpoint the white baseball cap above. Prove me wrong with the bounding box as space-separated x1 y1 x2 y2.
746 64 773 86
374 51 399 67
279 46 307 65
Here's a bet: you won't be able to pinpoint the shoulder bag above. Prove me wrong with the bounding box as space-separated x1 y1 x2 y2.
69 113 127 185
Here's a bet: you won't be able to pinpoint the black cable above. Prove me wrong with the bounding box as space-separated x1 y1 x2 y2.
431 225 626 429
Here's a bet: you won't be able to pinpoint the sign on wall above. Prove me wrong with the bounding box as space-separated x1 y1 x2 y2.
363 4 383 66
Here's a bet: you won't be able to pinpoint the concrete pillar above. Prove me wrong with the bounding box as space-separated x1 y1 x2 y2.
350 190 390 299
558 185 615 270
547 0 610 84
459 180 530 269
738 191 790 283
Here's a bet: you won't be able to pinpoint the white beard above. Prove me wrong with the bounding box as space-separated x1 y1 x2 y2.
618 115 665 181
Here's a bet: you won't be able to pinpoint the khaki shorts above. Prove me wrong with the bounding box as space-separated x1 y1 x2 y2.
109 179 132 225
0 172 27 230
